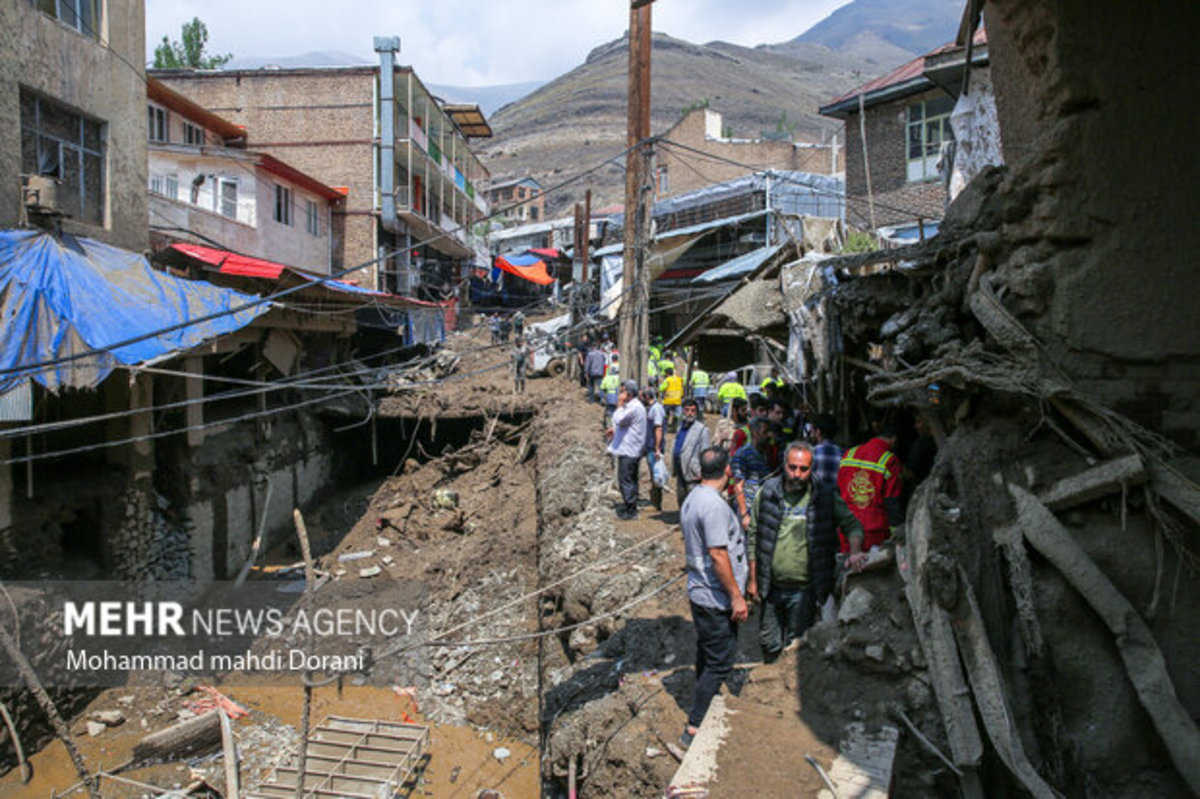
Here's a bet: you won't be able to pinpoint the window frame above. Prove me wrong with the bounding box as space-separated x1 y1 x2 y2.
21 87 106 226
304 198 320 236
216 178 238 219
38 0 103 39
905 96 955 183
147 104 168 144
273 185 293 226
182 121 205 146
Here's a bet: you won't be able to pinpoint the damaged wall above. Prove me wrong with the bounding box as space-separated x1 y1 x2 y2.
985 1 1200 448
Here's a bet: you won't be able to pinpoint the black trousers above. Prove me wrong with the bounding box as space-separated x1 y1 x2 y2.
689 601 739 728
617 454 640 514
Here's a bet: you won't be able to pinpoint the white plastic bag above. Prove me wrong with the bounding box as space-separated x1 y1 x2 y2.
652 457 669 487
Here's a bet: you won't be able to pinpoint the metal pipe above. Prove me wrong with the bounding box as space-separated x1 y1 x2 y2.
374 36 401 236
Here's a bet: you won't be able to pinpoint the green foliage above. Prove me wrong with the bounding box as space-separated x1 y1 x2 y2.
840 230 879 254
775 111 797 137
152 18 232 69
680 98 710 118
722 125 733 138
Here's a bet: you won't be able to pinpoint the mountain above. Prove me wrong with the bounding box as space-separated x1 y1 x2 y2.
224 50 371 70
787 0 963 66
482 32 879 217
425 81 544 118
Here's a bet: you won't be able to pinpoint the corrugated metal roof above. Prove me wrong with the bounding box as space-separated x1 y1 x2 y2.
692 243 784 284
820 28 988 117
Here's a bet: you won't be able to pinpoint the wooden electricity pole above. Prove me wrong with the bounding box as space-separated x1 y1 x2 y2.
620 0 654 387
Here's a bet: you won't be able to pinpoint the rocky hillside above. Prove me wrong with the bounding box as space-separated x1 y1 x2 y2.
787 0 963 64
481 33 880 217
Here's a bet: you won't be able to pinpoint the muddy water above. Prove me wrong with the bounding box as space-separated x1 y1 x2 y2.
0 681 538 797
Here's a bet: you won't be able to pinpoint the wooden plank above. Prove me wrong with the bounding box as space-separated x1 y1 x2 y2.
897 488 983 770
1038 454 1145 511
952 567 1060 799
1145 458 1200 529
1010 484 1200 795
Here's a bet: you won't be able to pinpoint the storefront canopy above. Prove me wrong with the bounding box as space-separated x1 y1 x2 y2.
495 253 554 285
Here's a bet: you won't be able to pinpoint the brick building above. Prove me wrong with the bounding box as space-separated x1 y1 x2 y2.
146 78 344 275
655 108 842 200
0 0 147 251
819 30 988 232
486 177 545 226
151 40 492 299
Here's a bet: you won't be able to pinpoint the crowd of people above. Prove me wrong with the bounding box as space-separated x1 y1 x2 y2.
590 346 929 751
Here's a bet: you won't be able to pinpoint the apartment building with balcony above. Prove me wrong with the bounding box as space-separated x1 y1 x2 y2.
146 78 344 275
150 39 491 299
0 0 147 250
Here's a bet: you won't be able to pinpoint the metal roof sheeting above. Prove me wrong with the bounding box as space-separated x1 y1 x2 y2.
692 243 784 284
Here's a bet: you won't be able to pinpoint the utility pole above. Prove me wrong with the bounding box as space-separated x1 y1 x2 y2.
620 0 654 387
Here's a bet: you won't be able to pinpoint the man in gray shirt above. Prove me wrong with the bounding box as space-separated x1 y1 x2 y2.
679 446 749 747
606 379 646 520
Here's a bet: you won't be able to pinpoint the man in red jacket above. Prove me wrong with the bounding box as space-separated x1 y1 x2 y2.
837 424 904 553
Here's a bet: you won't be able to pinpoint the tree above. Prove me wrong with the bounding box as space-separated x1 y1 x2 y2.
152 18 231 69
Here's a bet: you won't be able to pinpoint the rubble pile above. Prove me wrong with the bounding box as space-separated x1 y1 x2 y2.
798 164 1200 795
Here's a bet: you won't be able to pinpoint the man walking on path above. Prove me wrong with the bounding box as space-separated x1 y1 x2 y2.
642 386 666 512
511 337 531 394
585 343 607 403
607 380 646 520
659 366 684 431
809 414 843 493
680 447 749 748
673 398 711 506
748 442 866 662
731 419 774 533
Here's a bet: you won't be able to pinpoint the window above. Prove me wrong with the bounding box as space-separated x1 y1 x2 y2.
183 122 205 146
147 104 168 143
149 172 178 201
530 206 539 221
216 179 237 219
906 96 955 183
305 199 320 236
657 166 669 195
37 0 103 38
274 185 292 225
20 88 105 226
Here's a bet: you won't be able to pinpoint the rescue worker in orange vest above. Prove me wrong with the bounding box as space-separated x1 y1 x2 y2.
836 423 904 554
659 366 684 432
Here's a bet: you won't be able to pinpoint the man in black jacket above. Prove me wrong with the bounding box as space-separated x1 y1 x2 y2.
747 441 867 662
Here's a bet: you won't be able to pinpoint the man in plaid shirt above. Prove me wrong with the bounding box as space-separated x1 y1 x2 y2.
809 415 842 493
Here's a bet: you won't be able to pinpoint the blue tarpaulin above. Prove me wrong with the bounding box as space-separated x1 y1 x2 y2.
0 230 268 393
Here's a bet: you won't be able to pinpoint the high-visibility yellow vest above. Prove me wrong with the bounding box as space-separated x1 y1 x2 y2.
660 375 684 405
690 369 710 388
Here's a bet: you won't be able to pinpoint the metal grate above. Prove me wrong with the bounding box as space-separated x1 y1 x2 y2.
245 715 430 799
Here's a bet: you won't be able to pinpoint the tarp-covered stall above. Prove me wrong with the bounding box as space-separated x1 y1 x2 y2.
0 231 267 393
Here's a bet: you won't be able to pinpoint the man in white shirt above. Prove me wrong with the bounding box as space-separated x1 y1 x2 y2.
607 380 646 520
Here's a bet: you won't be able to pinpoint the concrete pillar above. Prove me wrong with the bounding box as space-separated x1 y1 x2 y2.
128 372 154 480
184 356 205 447
0 438 11 533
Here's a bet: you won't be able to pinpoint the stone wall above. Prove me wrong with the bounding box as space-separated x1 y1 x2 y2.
985 0 1200 448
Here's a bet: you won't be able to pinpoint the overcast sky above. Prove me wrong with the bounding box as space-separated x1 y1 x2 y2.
146 0 849 87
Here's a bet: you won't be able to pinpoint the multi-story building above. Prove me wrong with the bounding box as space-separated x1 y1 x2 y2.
819 30 989 234
146 78 344 275
151 38 492 299
0 0 147 250
486 177 545 226
655 108 843 200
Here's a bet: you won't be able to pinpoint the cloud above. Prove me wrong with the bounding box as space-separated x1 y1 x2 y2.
146 0 849 85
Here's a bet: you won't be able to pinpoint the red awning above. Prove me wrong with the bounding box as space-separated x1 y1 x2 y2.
495 255 554 285
528 247 566 260
166 243 444 305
